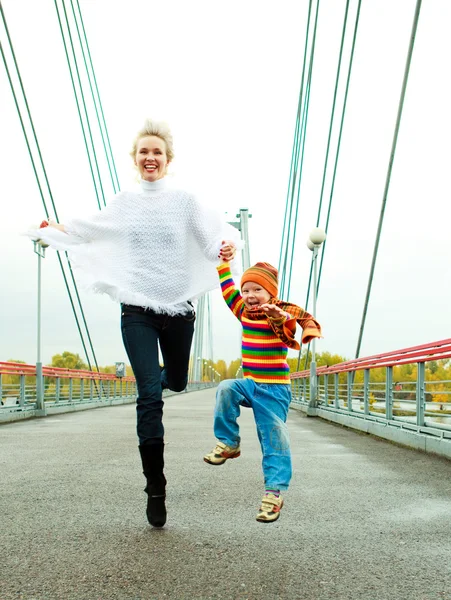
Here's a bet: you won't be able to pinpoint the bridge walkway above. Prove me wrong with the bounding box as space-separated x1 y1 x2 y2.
1 389 450 599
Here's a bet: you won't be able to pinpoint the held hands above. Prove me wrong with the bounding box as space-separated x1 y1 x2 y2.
47 219 66 232
219 240 237 262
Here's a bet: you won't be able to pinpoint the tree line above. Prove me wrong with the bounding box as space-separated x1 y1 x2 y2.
2 351 450 404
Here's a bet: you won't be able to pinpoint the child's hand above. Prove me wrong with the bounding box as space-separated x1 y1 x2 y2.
259 304 290 319
219 240 237 262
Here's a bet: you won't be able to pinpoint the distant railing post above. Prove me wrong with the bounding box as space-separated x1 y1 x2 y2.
90 379 94 401
334 373 339 408
416 362 425 426
56 377 60 403
69 378 73 403
80 379 84 401
363 369 370 415
386 366 393 420
347 372 353 412
20 374 25 407
324 373 329 407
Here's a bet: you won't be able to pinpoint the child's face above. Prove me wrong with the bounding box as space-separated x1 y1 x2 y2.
241 280 271 309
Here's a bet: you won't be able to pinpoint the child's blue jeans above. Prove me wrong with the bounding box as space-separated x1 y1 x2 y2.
213 378 292 491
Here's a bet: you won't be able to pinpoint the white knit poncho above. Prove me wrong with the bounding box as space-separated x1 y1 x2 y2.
28 179 242 315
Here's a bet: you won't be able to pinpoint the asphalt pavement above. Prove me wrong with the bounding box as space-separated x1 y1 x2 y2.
1 388 451 600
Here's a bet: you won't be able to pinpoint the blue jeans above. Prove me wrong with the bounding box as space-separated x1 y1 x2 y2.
213 379 292 490
121 304 195 445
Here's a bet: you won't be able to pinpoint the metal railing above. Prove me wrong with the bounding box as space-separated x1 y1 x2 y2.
290 339 451 440
0 361 217 420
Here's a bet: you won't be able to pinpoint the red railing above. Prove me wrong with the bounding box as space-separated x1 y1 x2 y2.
0 361 136 382
291 339 451 379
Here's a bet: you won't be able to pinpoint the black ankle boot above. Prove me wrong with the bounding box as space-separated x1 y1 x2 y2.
138 443 167 528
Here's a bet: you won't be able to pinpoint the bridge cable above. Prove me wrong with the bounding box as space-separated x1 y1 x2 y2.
278 0 313 289
280 1 319 298
0 5 99 371
70 0 120 192
53 0 106 208
279 0 320 299
298 0 362 370
355 0 423 358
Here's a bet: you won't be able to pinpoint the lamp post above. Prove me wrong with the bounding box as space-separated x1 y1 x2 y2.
33 240 46 413
306 227 326 409
227 208 252 271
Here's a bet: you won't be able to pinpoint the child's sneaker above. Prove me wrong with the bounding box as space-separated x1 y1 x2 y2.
203 441 241 465
256 493 284 523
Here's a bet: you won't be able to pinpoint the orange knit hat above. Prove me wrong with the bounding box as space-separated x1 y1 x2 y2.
241 262 278 298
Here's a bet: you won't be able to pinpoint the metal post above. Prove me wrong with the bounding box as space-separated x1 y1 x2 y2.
416 361 425 426
34 242 46 413
308 246 319 408
386 366 393 421
20 374 25 407
347 371 353 412
363 369 370 415
238 209 251 271
334 373 339 408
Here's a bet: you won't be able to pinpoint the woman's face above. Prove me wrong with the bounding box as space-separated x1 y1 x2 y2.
135 135 169 182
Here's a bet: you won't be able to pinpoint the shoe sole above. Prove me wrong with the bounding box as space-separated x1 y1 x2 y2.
203 452 241 465
147 495 167 528
256 499 284 523
256 513 281 523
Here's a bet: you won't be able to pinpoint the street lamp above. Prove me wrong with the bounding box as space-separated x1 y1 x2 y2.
306 227 326 409
227 208 252 271
32 239 47 413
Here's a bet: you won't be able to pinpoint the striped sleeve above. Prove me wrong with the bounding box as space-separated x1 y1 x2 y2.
217 263 244 321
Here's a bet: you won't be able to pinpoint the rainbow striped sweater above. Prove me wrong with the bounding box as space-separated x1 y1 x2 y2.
217 263 321 385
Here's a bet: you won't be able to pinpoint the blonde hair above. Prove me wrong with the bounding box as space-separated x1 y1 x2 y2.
130 119 175 162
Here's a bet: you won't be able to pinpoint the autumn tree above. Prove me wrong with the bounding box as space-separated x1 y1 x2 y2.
226 359 242 379
50 351 87 370
214 359 228 381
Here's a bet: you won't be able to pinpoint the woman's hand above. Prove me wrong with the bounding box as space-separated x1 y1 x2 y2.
47 219 66 233
219 240 237 262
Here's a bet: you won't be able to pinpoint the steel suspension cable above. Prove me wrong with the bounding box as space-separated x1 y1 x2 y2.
70 0 120 193
53 0 105 209
278 0 313 288
0 6 99 371
316 0 362 295
355 0 423 358
280 2 319 298
299 0 361 371
1 39 94 370
279 0 320 298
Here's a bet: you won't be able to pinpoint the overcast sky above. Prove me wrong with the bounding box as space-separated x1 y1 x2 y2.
1 0 450 368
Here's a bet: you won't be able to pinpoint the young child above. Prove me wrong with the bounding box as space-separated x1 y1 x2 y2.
204 256 322 523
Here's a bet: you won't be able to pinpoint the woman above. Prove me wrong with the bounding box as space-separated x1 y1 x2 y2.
30 119 239 527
